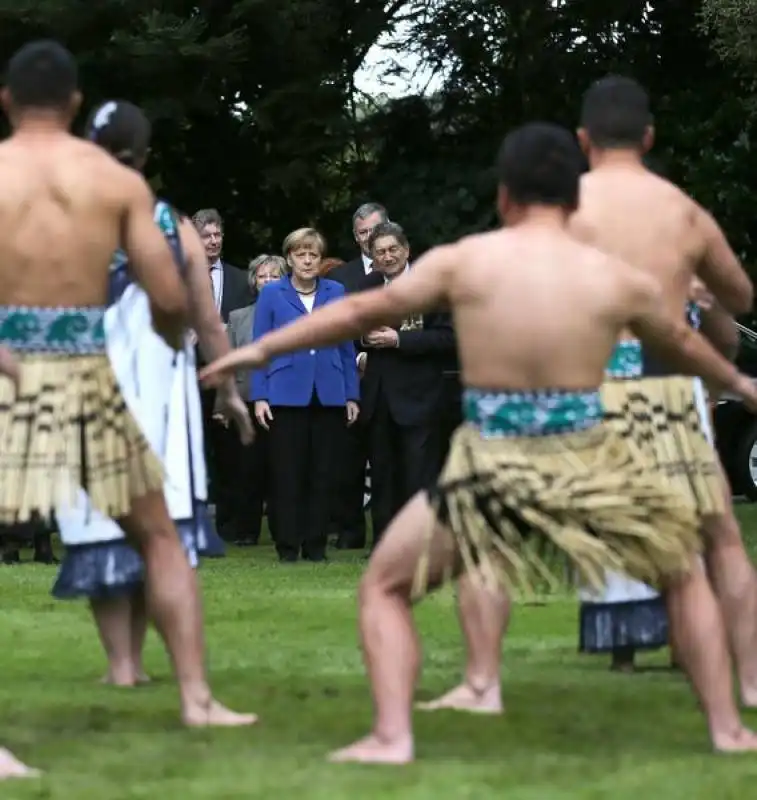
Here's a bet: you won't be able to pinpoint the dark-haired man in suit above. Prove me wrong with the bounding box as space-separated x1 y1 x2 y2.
329 202 389 549
193 208 252 536
358 221 456 549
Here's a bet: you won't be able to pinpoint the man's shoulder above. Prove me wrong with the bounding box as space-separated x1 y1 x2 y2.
330 257 363 282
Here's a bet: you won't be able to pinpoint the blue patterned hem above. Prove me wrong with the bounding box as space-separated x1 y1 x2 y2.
463 387 602 438
0 305 106 353
578 597 668 653
52 515 206 600
605 339 642 380
194 501 225 558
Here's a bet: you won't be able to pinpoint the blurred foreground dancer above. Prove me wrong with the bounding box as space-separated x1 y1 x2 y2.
52 100 252 687
201 122 757 762
0 40 254 777
422 76 757 719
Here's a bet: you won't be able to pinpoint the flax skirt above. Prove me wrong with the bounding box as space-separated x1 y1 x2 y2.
600 376 723 517
0 353 164 525
419 421 700 599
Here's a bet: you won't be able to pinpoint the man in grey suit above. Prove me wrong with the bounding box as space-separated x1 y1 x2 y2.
221 255 286 544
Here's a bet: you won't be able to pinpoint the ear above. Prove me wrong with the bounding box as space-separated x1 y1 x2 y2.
496 185 509 223
0 87 11 116
70 90 82 119
576 127 590 155
642 125 654 154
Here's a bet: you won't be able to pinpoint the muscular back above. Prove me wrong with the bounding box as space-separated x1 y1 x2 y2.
568 166 751 319
0 133 174 309
439 228 648 391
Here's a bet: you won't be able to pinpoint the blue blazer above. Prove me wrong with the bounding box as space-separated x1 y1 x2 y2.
250 276 359 407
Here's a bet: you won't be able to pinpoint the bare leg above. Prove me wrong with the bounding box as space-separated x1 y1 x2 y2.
665 557 757 752
0 748 39 779
702 466 757 706
417 573 509 714
91 595 138 686
329 492 463 765
130 588 151 683
118 491 256 727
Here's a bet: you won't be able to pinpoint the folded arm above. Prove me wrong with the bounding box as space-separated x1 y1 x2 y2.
397 313 456 354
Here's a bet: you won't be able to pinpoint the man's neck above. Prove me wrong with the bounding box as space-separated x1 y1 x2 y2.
588 147 644 171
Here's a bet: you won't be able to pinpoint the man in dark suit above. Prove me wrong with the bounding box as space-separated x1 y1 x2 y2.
357 221 456 548
192 208 253 537
328 202 389 549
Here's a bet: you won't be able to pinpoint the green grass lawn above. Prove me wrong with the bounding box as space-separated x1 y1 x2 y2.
4 507 757 799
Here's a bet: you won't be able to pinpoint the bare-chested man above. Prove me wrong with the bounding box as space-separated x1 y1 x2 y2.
422 75 757 720
0 41 254 778
200 121 757 762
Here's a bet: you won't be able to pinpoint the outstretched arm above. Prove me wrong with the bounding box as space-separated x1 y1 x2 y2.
200 243 455 383
696 208 753 315
628 272 750 398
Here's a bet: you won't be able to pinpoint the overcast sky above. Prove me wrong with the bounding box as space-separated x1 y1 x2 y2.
353 20 443 98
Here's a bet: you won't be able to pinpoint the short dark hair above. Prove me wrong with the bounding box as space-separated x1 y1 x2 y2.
84 101 151 167
580 76 651 149
496 123 582 208
368 221 409 255
5 40 78 110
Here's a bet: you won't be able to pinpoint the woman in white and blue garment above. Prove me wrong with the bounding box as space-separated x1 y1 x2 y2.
52 100 252 686
252 228 360 562
578 296 706 670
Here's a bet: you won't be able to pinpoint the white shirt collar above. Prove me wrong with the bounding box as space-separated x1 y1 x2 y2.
361 253 372 274
210 259 222 271
383 262 410 283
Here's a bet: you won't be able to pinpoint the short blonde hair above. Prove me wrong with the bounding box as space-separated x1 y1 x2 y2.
248 254 286 280
282 227 326 259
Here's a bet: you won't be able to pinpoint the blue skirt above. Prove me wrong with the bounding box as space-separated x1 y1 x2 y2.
52 501 225 600
579 597 668 653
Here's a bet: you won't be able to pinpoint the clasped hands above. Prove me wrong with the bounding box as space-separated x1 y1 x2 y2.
362 327 398 349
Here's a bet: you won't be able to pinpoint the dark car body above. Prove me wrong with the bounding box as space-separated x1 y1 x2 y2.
714 323 757 499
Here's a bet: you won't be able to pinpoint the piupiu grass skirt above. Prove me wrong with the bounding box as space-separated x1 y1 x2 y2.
601 376 723 517
420 422 700 598
0 353 164 525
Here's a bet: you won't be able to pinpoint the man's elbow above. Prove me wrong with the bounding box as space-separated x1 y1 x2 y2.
719 277 753 315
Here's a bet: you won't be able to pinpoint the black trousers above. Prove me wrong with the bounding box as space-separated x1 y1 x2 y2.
201 386 239 534
225 406 276 543
268 400 344 561
367 393 442 547
329 422 368 547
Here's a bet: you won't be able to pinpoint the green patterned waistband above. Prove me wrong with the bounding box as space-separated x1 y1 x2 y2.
605 339 642 379
0 306 106 353
463 387 603 438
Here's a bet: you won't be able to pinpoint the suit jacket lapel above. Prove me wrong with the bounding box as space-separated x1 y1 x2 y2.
313 279 332 310
281 277 307 314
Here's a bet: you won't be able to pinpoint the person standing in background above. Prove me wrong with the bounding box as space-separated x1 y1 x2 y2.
357 221 456 550
329 202 389 549
252 228 360 562
222 254 286 545
192 209 253 539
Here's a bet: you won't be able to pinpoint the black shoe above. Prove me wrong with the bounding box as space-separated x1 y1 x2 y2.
302 552 327 563
234 538 258 547
278 553 298 563
34 551 60 565
335 533 366 550
2 550 20 565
